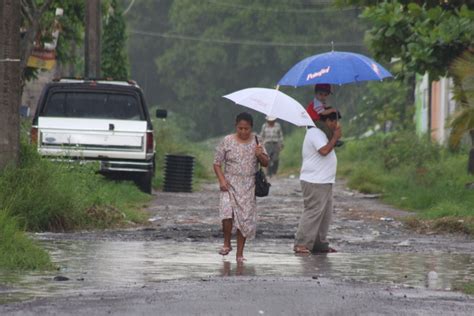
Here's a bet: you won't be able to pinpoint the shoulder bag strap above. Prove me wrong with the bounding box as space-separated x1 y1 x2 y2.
255 135 261 169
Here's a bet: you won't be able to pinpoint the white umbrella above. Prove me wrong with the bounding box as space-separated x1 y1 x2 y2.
223 87 315 127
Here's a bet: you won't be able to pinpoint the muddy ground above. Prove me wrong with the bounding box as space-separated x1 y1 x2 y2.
0 177 473 315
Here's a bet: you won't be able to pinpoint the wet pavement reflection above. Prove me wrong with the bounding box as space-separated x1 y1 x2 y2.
1 239 472 303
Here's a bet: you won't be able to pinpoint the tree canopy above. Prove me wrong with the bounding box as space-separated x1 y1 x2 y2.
337 0 474 80
102 0 129 80
125 0 369 140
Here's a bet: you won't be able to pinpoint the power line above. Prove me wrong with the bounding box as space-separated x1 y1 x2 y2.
123 0 136 15
129 29 365 48
206 0 358 13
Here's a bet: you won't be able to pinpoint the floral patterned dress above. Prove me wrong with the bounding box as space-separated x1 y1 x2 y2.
214 134 265 239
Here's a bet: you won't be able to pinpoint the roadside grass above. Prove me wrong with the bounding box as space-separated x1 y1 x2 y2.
0 121 156 270
455 281 474 295
0 142 151 232
279 129 474 235
0 141 151 269
0 210 53 270
337 132 474 234
279 127 305 176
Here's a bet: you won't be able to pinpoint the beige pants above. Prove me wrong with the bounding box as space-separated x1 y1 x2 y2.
294 181 333 250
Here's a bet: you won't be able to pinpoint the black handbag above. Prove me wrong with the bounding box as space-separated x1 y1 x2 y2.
254 136 271 197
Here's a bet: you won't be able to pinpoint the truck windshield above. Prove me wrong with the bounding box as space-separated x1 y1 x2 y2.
42 91 145 120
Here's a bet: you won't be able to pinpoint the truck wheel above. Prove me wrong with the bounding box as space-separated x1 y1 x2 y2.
136 172 153 194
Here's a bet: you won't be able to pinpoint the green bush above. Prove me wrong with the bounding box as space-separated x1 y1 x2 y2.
0 209 52 270
346 164 386 194
337 131 474 221
0 123 154 270
457 282 474 295
381 131 441 170
279 127 305 174
0 142 150 232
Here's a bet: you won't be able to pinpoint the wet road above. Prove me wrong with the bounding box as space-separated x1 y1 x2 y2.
0 177 473 315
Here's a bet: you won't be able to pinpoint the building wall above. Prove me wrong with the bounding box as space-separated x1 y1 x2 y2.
415 74 457 145
430 77 457 144
430 80 442 141
415 73 429 135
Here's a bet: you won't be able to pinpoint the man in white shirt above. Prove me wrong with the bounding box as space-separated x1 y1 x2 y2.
294 111 342 254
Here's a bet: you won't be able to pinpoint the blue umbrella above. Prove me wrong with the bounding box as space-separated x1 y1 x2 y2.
278 51 393 87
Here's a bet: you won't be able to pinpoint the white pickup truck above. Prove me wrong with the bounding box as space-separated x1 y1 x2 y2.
30 78 167 193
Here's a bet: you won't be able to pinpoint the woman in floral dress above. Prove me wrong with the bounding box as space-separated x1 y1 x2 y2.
213 112 269 263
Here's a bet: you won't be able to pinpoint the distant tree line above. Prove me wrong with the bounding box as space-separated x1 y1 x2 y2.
338 0 474 172
125 0 368 140
125 0 473 144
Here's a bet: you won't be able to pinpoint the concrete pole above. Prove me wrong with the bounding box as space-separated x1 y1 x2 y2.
469 130 474 175
85 0 101 79
0 0 20 169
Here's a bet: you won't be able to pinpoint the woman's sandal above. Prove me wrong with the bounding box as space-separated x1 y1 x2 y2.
293 245 311 254
315 247 337 254
219 246 232 256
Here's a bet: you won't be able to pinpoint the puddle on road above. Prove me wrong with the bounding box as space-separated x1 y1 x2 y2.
0 239 472 303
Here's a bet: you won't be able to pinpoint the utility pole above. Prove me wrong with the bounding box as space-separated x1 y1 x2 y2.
85 0 101 79
0 0 20 169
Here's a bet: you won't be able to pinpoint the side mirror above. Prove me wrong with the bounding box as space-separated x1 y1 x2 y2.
156 109 168 118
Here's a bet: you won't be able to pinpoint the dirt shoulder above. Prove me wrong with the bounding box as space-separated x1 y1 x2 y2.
141 177 473 253
43 176 472 253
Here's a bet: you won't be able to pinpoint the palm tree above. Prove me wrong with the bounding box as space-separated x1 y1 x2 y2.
449 50 474 175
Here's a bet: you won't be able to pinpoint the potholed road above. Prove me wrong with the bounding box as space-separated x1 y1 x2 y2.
0 177 473 315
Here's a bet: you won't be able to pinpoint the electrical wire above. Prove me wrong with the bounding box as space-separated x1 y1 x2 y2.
129 29 365 48
205 0 357 13
0 58 21 62
123 0 136 15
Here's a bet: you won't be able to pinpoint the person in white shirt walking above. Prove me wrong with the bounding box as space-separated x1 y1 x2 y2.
260 116 284 178
293 111 342 254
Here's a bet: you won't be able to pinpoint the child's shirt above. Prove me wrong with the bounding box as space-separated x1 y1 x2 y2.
306 98 327 121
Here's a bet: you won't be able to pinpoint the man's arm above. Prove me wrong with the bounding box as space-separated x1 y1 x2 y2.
318 125 341 156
